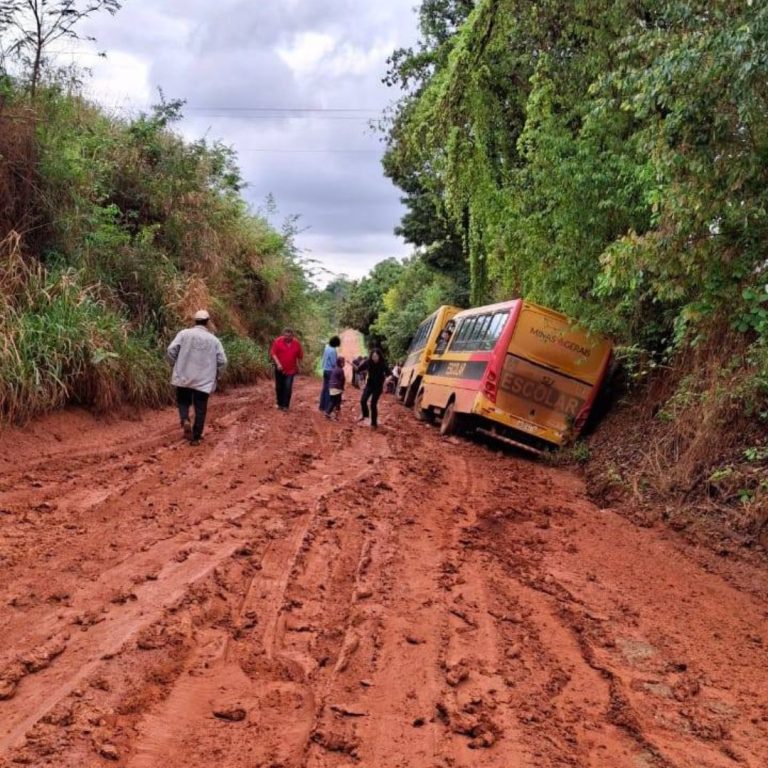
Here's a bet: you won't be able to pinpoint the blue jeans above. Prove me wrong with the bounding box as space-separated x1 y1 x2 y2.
275 369 295 408
319 370 332 411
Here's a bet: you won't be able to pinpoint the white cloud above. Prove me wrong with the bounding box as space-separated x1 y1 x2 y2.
278 32 336 77
72 0 420 279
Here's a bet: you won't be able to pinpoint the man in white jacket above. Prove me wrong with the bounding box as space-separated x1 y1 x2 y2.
166 310 227 445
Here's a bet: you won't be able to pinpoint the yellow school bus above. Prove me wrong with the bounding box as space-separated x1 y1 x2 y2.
414 300 613 452
396 304 460 406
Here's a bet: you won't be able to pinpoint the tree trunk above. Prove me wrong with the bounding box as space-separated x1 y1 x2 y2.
30 1 42 97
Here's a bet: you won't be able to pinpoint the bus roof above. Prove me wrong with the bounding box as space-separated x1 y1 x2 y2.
452 299 521 318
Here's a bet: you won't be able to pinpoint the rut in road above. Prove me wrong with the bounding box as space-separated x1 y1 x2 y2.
1 356 767 767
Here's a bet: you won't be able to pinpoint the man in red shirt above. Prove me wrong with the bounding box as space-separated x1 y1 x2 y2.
270 327 304 410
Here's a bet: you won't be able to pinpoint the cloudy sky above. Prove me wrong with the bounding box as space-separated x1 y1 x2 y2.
54 1 420 283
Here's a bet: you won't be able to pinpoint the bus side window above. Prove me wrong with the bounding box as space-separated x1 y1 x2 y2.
471 315 493 348
482 312 509 349
410 315 436 353
452 317 477 351
424 316 436 346
448 319 464 351
462 315 482 351
435 319 456 354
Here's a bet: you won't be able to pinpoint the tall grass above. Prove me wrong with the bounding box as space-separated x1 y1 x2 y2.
218 335 271 388
0 236 168 422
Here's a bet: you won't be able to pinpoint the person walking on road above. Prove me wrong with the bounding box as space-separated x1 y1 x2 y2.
324 356 346 420
166 309 227 446
319 335 341 411
270 327 304 410
356 348 388 429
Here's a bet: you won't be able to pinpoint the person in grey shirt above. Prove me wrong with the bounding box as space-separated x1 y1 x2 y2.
166 309 227 445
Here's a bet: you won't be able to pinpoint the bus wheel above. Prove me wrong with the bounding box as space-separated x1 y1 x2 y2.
413 389 433 423
440 400 461 436
403 380 419 407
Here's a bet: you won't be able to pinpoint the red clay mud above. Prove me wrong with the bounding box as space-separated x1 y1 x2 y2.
0 330 766 767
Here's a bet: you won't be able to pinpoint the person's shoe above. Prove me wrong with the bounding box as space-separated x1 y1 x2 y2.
324 412 331 420
190 438 201 446
181 419 192 440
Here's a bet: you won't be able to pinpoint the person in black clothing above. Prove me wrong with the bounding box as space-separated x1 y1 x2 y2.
325 356 346 420
356 348 388 429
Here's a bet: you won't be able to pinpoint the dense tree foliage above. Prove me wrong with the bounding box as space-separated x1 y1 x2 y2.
338 258 406 337
381 0 768 360
370 257 462 359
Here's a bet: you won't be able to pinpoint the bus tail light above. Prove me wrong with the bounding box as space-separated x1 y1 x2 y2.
484 371 498 403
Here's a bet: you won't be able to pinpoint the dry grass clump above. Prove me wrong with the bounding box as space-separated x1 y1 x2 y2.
0 107 38 239
588 329 768 542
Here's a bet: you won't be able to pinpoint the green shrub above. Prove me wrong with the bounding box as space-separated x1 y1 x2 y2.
219 336 271 388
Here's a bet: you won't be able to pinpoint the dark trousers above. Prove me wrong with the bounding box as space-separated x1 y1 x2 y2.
176 387 209 440
360 385 382 427
326 393 342 417
275 369 295 408
319 370 332 411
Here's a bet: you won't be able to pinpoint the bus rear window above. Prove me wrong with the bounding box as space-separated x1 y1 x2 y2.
450 311 509 352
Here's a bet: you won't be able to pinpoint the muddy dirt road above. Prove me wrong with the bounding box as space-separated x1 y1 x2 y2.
1 331 767 768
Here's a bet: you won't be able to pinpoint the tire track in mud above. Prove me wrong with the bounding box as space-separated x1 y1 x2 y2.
126 423 384 767
0 389 302 765
1 375 767 768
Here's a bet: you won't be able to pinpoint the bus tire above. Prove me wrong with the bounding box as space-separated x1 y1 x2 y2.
403 379 419 408
413 389 433 423
440 400 461 437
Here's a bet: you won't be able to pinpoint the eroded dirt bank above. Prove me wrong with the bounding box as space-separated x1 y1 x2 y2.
1 335 767 767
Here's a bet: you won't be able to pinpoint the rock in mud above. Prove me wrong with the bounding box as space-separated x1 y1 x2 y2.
213 706 247 722
0 678 17 700
98 743 120 760
334 631 360 673
311 730 359 757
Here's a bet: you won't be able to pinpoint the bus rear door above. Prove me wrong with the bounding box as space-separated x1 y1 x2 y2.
490 303 612 447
